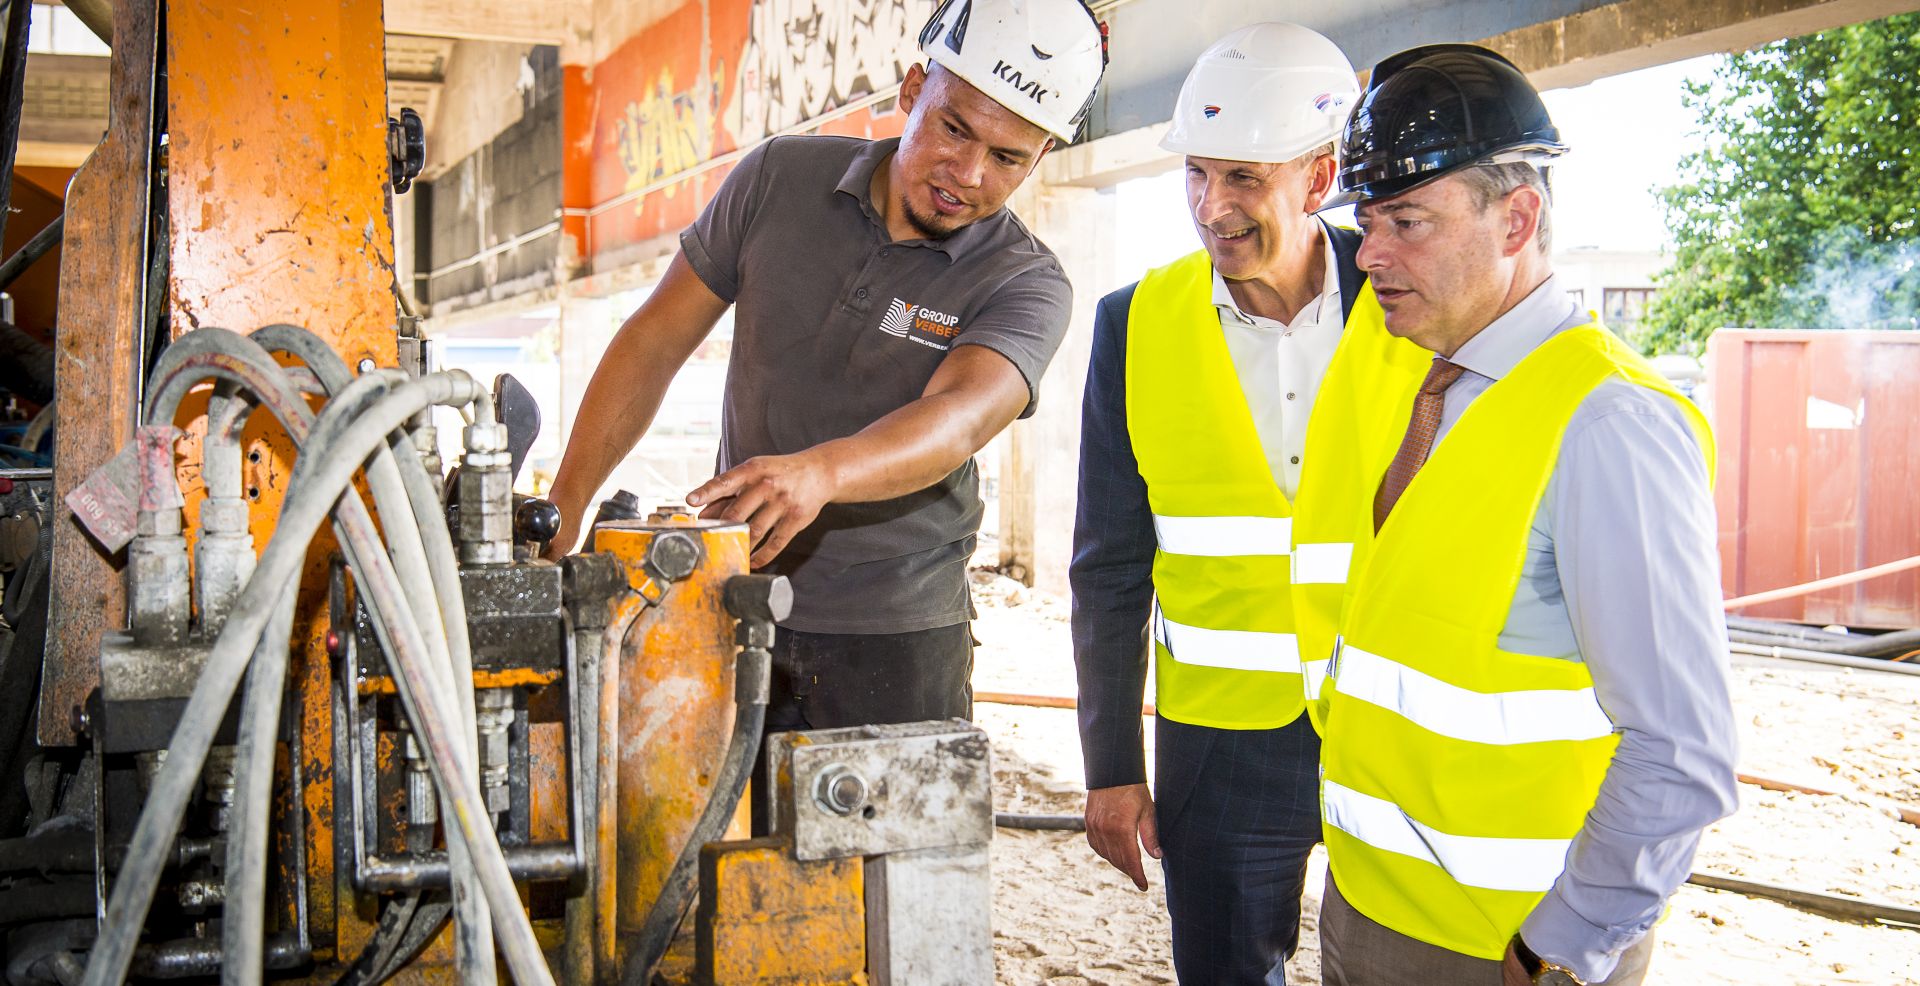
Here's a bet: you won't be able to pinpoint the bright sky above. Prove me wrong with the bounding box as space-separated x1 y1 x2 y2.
1116 54 1725 275
1540 55 1722 252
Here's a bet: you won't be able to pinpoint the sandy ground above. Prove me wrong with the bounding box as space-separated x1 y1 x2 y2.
969 571 1920 985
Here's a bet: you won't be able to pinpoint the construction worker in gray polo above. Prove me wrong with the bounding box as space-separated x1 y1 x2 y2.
1072 23 1427 984
542 0 1106 801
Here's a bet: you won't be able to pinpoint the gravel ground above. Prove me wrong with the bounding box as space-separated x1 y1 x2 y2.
971 571 1920 985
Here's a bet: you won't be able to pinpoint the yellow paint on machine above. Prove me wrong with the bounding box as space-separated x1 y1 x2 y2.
696 839 867 986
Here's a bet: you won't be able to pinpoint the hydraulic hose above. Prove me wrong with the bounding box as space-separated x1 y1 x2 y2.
298 366 492 981
0 878 95 924
220 580 298 983
254 325 497 979
166 339 467 983
85 372 554 986
333 893 451 986
333 895 425 986
624 643 772 985
125 330 366 979
296 377 540 982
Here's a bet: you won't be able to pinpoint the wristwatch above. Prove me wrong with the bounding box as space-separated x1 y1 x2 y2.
1511 936 1588 986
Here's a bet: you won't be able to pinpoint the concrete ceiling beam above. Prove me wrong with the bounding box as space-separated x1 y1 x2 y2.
384 0 586 45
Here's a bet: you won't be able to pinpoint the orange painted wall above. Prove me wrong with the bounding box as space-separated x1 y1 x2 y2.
574 0 935 264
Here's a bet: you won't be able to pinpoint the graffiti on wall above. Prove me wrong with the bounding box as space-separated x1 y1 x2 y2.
725 0 936 143
585 0 927 258
614 66 725 204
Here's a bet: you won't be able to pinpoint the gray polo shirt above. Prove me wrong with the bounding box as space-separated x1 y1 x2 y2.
679 135 1073 634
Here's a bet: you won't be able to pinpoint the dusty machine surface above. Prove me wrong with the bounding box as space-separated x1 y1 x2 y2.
0 2 996 984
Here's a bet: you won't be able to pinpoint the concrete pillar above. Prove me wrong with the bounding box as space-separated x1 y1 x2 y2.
999 181 1120 595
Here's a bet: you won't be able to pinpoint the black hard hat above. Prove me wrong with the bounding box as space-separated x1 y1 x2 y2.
1319 43 1566 210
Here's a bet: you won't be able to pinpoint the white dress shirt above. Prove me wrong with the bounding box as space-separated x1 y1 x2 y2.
1211 227 1344 501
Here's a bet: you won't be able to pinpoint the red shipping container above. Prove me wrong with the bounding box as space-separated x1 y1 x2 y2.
1706 330 1920 629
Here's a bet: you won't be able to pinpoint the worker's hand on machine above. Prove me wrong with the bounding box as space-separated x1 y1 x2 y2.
688 451 837 568
539 495 587 563
1084 782 1161 891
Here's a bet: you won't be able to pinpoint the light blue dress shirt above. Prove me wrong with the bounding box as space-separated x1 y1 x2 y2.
1435 275 1740 982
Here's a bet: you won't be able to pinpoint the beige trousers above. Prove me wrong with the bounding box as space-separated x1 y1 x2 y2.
1319 874 1656 986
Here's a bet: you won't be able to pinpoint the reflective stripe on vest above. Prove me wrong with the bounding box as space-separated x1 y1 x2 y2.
1291 542 1354 584
1155 606 1302 674
1153 515 1292 557
1127 250 1421 730
1334 645 1613 745
1321 780 1571 893
1127 251 1298 729
1319 324 1717 959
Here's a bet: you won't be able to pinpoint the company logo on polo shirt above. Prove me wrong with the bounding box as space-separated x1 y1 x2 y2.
879 298 962 350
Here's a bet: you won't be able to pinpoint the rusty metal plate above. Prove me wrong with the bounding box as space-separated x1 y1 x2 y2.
778 721 992 863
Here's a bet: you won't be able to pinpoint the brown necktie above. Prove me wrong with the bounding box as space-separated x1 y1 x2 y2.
1373 357 1468 532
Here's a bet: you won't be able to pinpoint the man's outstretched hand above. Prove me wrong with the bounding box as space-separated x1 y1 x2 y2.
687 451 837 568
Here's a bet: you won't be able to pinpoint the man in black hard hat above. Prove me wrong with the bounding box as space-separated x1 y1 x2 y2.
1305 44 1737 986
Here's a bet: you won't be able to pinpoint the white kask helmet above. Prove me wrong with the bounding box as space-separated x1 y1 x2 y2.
1159 22 1360 163
918 0 1108 143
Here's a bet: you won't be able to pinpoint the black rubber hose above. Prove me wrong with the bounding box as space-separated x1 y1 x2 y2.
367 899 451 983
624 645 772 985
331 900 418 986
0 214 63 290
0 320 53 405
995 812 1087 832
1724 616 1870 643
0 827 93 873
0 879 96 924
1730 624 1920 659
1841 627 1920 658
332 893 452 986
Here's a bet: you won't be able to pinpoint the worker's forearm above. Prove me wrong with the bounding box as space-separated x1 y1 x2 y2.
800 345 1028 505
546 336 678 510
806 389 1009 504
547 254 723 513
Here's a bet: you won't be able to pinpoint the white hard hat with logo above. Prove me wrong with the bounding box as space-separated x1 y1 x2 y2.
1160 22 1360 163
918 0 1108 143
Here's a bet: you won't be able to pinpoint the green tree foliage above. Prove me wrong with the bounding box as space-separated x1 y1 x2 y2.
1639 13 1920 354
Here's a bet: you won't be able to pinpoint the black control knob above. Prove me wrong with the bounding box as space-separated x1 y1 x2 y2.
514 496 562 546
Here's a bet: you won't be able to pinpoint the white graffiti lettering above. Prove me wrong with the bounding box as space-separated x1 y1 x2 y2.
725 0 937 144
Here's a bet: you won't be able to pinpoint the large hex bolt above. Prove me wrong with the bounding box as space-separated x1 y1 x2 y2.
723 574 794 624
813 764 870 817
643 530 703 583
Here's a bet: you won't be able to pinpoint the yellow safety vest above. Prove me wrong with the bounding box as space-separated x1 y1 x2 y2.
1317 324 1715 959
1124 249 1426 729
